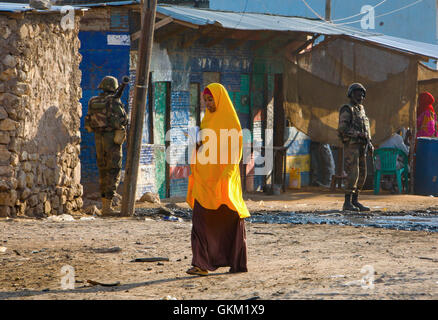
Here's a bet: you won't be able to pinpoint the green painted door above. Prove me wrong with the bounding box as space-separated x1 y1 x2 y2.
153 82 169 199
234 74 250 115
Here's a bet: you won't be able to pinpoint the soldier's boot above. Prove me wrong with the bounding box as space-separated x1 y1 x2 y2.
343 193 360 212
351 193 370 212
101 198 119 217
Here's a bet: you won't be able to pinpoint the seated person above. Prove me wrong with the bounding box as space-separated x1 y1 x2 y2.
376 128 410 193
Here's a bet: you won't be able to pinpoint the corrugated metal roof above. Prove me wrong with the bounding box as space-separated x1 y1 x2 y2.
156 5 438 60
74 0 139 8
351 34 438 60
6 1 436 60
0 2 86 12
157 5 377 37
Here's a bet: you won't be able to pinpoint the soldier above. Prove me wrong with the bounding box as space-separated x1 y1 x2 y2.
84 76 129 216
338 83 374 212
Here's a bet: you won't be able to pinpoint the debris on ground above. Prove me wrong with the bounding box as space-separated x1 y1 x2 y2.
87 279 121 287
139 192 161 204
161 295 177 300
91 247 122 254
418 256 438 262
130 257 169 263
158 206 174 216
80 216 97 221
253 232 275 235
134 205 191 221
162 216 183 222
0 246 7 253
83 205 101 216
47 214 75 222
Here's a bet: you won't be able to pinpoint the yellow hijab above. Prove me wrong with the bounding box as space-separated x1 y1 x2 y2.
186 83 250 219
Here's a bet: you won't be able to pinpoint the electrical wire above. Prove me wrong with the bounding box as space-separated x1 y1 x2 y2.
374 0 423 18
233 0 249 28
333 0 424 26
300 0 424 27
229 0 424 31
301 0 326 20
331 0 388 22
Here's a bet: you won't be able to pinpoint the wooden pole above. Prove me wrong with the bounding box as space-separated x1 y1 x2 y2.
410 62 419 194
325 0 331 21
121 0 157 216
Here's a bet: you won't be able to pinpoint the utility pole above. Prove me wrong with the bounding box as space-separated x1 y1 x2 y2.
121 0 157 216
325 0 331 21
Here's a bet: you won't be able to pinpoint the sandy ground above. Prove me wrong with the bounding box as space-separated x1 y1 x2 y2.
1 188 438 300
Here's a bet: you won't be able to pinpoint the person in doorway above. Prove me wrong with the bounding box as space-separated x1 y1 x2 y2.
416 92 437 138
84 76 128 216
186 83 250 276
338 83 374 212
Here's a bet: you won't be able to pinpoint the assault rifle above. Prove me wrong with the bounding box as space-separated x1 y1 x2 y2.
361 120 374 157
365 136 374 156
112 75 130 99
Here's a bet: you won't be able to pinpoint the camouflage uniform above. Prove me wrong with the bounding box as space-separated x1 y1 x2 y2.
338 83 373 212
85 76 128 204
338 103 371 193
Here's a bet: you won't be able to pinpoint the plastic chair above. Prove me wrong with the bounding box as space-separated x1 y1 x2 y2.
373 148 409 194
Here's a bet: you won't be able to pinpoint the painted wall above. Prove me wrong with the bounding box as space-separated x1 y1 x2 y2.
78 6 133 196
210 0 438 68
284 127 311 187
136 32 314 198
78 6 313 200
79 31 131 188
146 37 260 197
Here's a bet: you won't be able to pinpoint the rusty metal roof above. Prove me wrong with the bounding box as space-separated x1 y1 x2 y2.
0 2 86 12
156 4 438 60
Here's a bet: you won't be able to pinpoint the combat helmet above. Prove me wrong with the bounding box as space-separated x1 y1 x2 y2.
98 76 118 92
347 83 366 98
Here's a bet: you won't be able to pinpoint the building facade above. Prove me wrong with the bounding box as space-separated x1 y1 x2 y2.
77 3 312 200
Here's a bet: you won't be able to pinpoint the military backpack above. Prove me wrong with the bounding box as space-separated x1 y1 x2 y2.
85 95 127 133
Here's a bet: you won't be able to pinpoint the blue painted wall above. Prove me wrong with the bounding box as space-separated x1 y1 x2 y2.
79 31 131 186
210 0 438 68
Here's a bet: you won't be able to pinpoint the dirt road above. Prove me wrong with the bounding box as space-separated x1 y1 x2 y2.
1 190 437 300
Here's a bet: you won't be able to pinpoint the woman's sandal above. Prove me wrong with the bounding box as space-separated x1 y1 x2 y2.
186 266 208 276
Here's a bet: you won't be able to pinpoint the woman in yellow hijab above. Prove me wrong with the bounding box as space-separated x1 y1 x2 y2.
186 83 250 276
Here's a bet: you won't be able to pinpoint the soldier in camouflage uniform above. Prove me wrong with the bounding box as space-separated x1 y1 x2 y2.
85 76 128 216
338 83 374 212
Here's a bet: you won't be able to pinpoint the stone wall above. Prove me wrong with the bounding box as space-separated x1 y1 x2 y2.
0 12 83 217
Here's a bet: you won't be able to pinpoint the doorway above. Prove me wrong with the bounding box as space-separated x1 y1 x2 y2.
153 81 171 199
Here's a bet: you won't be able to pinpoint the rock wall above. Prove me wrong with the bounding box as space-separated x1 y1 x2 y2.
0 12 83 217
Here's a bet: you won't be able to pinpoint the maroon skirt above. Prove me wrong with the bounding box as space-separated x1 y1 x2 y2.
191 200 248 273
